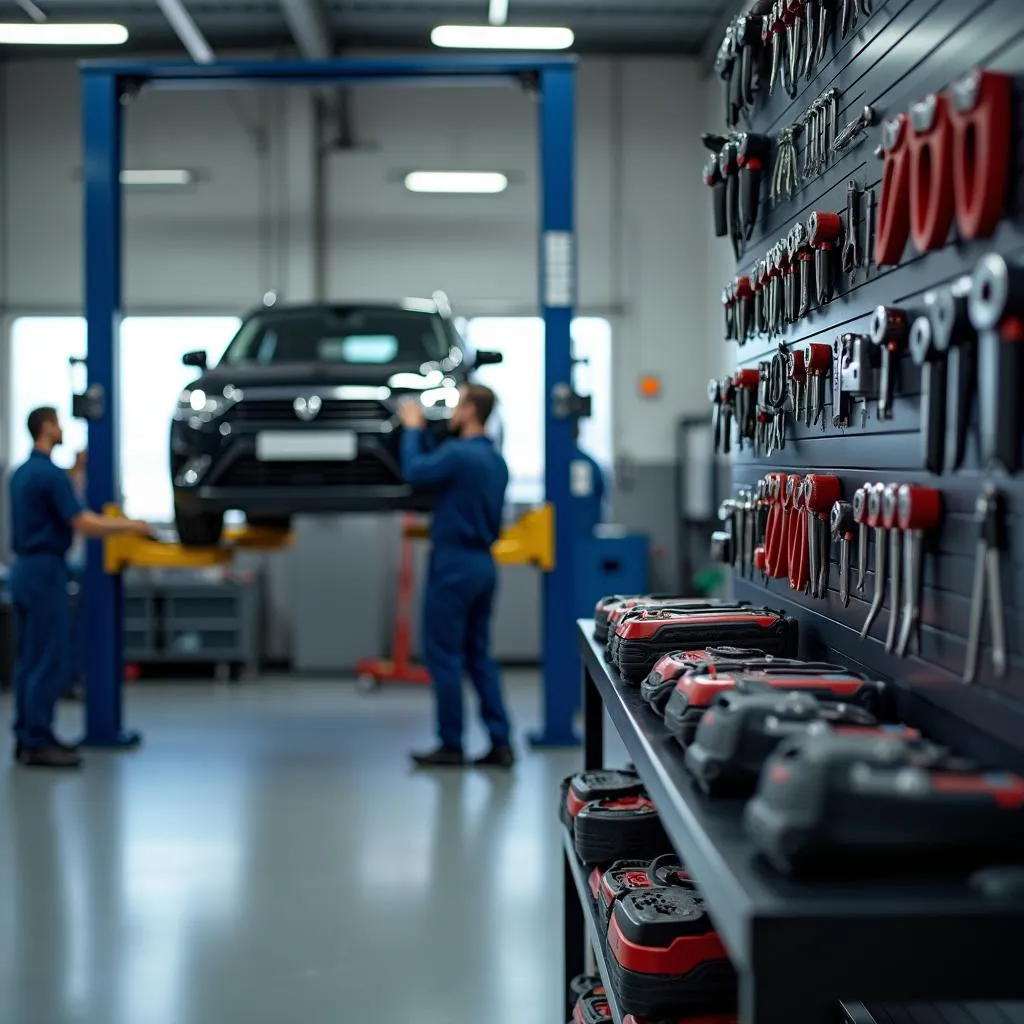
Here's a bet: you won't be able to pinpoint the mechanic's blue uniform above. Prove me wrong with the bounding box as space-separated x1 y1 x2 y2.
401 429 511 752
8 451 83 749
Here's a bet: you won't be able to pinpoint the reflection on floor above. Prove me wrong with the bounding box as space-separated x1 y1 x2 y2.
0 672 579 1024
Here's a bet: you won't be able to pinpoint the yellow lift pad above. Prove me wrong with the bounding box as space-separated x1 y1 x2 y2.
103 503 553 573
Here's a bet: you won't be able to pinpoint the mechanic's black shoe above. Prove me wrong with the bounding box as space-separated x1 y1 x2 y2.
411 746 465 768
17 745 83 769
474 745 516 769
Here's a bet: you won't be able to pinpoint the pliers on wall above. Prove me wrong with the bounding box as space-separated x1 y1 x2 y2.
840 0 873 39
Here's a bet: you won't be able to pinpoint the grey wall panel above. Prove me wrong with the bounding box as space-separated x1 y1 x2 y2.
611 461 680 592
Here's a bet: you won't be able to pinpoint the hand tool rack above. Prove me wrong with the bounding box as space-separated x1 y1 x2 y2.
562 624 1024 1024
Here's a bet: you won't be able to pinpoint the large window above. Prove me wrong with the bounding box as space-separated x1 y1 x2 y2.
8 316 239 521
465 317 612 505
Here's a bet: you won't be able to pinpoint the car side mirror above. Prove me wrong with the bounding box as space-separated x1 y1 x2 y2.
474 350 504 367
182 350 208 370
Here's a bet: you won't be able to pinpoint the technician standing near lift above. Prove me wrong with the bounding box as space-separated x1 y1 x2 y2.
8 407 153 769
399 384 514 769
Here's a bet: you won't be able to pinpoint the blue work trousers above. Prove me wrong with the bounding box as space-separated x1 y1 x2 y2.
10 554 70 749
422 547 511 752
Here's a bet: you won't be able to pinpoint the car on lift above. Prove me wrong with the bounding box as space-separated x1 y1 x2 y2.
170 297 501 546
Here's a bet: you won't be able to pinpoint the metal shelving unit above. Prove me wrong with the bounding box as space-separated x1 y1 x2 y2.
562 828 625 1024
565 620 1024 1024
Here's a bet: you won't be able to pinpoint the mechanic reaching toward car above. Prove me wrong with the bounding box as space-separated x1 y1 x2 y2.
399 384 514 769
8 408 153 769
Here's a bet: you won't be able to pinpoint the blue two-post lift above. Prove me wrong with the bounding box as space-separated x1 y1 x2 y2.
80 55 582 749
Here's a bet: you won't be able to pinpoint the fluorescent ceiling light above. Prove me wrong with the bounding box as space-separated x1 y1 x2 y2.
431 25 574 50
0 22 129 45
120 169 194 186
488 0 510 26
405 171 509 195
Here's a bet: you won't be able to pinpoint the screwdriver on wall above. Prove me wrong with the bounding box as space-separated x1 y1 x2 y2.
882 483 903 654
853 483 872 593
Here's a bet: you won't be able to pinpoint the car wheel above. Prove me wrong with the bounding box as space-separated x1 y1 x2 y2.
175 503 225 547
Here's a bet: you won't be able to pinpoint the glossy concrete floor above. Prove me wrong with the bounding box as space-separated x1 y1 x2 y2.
0 673 579 1024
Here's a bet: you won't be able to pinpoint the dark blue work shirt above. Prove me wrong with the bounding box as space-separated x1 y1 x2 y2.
9 450 84 558
401 430 509 551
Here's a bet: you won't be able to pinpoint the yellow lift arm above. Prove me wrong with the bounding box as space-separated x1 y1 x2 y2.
103 503 554 573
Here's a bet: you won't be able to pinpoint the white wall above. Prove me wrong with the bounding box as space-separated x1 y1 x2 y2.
0 55 728 463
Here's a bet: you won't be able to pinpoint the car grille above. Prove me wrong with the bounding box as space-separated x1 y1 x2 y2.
228 398 391 424
215 457 400 488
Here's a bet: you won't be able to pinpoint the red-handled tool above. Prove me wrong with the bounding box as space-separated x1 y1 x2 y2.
754 259 769 336
860 482 888 639
764 472 790 579
803 342 832 429
787 476 809 594
804 474 841 598
908 93 955 254
734 367 761 449
950 70 1013 241
895 485 942 658
875 113 912 267
808 210 843 306
735 275 755 342
881 483 903 654
737 131 771 240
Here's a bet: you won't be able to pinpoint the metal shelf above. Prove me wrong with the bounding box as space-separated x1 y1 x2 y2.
575 619 1024 1022
561 828 626 1024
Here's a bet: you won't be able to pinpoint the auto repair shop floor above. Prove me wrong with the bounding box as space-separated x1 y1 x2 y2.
0 673 581 1024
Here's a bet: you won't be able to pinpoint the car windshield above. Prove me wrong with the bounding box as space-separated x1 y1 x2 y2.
220 308 451 366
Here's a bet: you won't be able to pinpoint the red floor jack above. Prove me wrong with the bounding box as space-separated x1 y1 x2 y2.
355 515 431 690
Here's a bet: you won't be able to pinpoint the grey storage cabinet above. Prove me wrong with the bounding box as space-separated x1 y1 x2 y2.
123 572 263 677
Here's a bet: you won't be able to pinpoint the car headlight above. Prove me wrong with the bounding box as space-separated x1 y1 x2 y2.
175 385 242 424
421 385 460 410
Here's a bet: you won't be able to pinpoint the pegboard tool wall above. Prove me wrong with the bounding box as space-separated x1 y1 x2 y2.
720 0 1024 769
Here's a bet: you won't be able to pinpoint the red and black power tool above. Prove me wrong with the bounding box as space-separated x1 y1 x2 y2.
594 594 718 644
568 975 606 1023
663 664 885 749
575 794 671 867
640 647 816 717
685 684 919 797
573 992 613 1024
561 768 644 830
598 854 688 933
611 608 796 683
607 884 737 1019
744 732 1024 875
601 598 747 658
623 1015 738 1024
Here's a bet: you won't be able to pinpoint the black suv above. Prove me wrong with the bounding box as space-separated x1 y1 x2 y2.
170 299 499 546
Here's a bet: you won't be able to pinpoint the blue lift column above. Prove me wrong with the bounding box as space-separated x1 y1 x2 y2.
81 70 138 748
531 66 579 747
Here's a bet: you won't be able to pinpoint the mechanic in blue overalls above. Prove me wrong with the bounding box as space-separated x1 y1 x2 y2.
569 421 607 537
8 407 153 769
399 384 514 769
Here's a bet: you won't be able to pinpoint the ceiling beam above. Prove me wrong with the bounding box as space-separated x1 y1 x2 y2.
13 0 46 23
278 0 355 149
154 0 214 63
279 0 333 59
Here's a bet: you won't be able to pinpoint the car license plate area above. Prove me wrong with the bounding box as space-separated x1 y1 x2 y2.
255 431 358 462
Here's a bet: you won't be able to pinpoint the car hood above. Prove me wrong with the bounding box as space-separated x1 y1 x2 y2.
192 361 456 390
